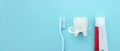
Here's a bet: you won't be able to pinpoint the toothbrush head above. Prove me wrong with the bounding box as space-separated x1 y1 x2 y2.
59 18 66 30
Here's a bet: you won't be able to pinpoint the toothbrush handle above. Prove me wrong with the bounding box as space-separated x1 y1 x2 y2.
94 26 99 51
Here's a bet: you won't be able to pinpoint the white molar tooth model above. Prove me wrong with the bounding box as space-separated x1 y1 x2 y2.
68 17 88 37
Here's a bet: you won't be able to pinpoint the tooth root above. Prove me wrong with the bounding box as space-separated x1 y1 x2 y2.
74 32 78 37
82 31 87 37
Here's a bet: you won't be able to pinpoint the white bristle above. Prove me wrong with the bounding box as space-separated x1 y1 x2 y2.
60 18 66 29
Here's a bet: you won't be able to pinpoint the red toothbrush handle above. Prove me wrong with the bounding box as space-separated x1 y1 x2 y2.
94 26 99 51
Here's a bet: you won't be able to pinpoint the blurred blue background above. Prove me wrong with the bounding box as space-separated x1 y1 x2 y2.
0 0 120 51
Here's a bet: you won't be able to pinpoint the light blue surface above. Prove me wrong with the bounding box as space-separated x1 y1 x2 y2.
0 0 120 51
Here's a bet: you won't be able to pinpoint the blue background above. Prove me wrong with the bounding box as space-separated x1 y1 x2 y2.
0 0 120 51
